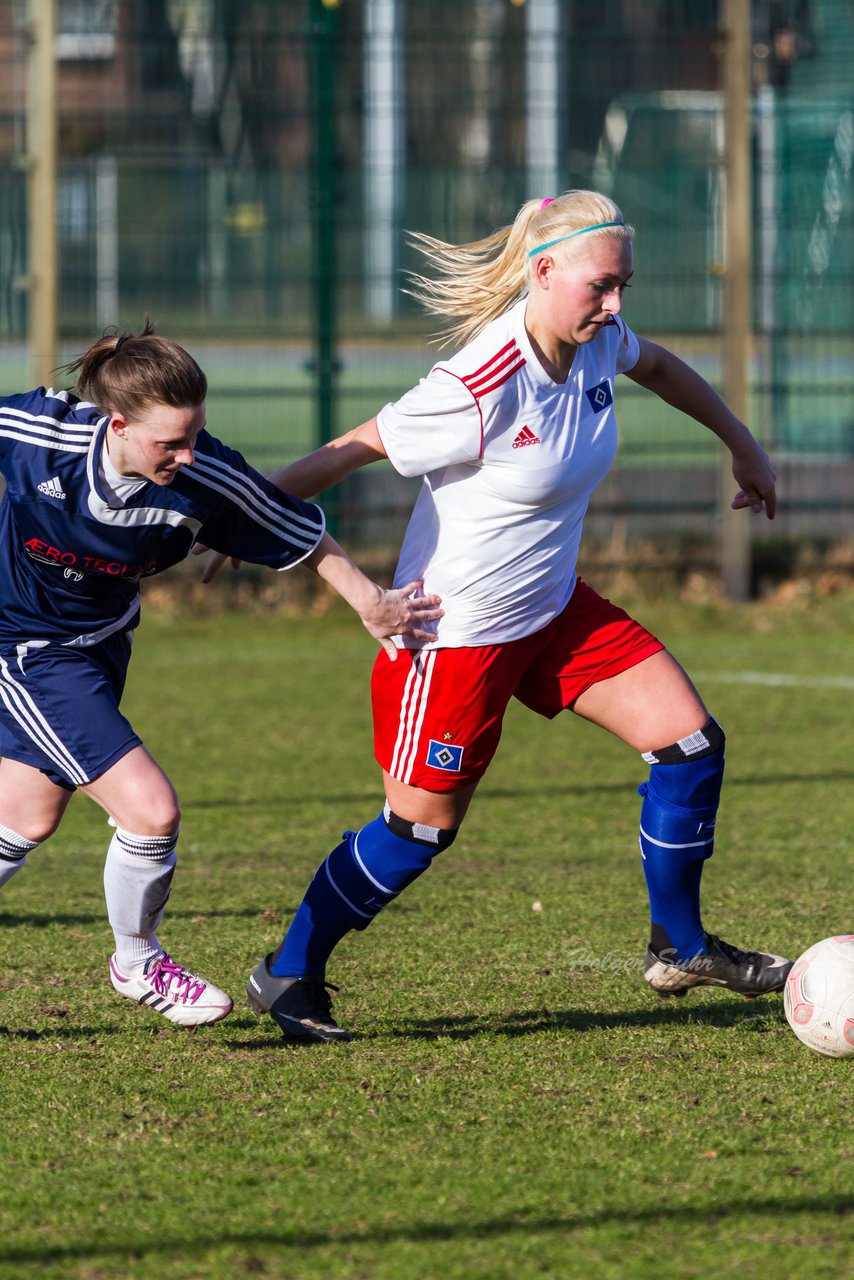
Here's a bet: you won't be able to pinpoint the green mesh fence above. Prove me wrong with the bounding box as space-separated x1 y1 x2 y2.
0 0 850 536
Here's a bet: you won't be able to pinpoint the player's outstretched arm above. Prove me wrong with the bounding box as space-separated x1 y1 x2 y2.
304 532 442 660
626 337 777 519
268 417 386 500
197 417 387 582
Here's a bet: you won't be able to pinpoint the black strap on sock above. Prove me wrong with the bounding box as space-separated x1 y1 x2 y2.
384 806 459 852
641 717 725 766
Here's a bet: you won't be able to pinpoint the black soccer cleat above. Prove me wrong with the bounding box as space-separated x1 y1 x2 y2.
644 932 793 999
246 955 353 1043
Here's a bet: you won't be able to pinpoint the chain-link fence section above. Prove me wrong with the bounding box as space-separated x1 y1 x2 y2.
0 0 851 561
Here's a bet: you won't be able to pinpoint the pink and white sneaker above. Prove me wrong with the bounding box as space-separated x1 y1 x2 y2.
109 952 233 1026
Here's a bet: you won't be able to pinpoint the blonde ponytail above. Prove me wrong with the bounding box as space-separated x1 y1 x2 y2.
407 189 633 347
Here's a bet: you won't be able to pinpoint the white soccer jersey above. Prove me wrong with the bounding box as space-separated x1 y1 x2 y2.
376 297 640 647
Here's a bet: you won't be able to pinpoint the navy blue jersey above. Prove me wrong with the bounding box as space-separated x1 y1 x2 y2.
0 387 325 647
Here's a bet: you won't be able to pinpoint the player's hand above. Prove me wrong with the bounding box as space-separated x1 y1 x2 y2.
191 543 243 582
359 579 443 660
730 440 777 519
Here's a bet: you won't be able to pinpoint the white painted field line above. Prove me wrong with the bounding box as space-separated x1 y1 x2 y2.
696 671 854 690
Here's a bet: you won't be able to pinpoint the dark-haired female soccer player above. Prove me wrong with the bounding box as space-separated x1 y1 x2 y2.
0 323 440 1025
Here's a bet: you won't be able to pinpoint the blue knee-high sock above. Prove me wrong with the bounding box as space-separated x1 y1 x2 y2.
638 743 725 961
270 812 447 977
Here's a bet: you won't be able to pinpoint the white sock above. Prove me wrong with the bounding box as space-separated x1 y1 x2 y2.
0 822 39 889
103 827 178 974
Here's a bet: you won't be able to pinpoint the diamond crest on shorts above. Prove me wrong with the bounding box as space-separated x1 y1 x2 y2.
426 739 464 771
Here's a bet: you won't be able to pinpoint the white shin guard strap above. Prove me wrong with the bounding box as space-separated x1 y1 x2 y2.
0 822 39 888
114 827 179 860
0 822 39 861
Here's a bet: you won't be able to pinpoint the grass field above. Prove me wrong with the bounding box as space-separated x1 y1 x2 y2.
1 586 852 1279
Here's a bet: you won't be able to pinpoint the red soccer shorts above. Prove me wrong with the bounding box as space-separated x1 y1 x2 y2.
371 579 663 791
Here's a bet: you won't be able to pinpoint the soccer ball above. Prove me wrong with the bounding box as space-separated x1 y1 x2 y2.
783 935 854 1059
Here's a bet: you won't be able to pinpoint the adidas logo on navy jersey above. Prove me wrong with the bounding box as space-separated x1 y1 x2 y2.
512 425 540 449
37 477 66 500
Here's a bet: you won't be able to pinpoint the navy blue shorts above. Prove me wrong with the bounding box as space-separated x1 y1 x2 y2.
0 631 141 790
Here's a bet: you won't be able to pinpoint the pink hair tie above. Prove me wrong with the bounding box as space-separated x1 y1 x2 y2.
540 197 554 209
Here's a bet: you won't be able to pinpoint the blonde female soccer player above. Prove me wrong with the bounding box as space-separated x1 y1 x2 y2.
0 323 440 1026
237 190 791 1042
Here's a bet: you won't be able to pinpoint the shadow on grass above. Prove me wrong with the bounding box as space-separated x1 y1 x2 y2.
481 769 854 801
2 1195 851 1268
370 1000 781 1040
223 996 781 1051
181 768 854 812
0 1024 122 1041
0 906 262 929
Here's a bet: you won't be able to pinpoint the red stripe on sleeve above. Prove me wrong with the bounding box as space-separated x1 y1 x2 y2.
462 338 518 383
466 355 527 399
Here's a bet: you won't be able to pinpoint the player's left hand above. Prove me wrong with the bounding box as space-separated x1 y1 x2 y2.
359 579 443 660
730 440 777 519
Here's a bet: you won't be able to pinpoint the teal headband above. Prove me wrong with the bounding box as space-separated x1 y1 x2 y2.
527 220 625 258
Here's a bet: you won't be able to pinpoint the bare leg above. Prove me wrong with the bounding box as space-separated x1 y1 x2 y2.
0 758 74 888
382 770 478 829
570 649 708 750
81 743 180 836
0 758 74 842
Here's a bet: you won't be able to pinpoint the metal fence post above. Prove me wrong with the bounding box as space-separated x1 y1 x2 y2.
525 0 562 199
720 0 752 600
364 0 403 322
26 0 57 389
310 0 340 532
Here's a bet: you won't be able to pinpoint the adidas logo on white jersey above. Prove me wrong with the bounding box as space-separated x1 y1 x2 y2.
37 477 66 500
512 425 540 449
